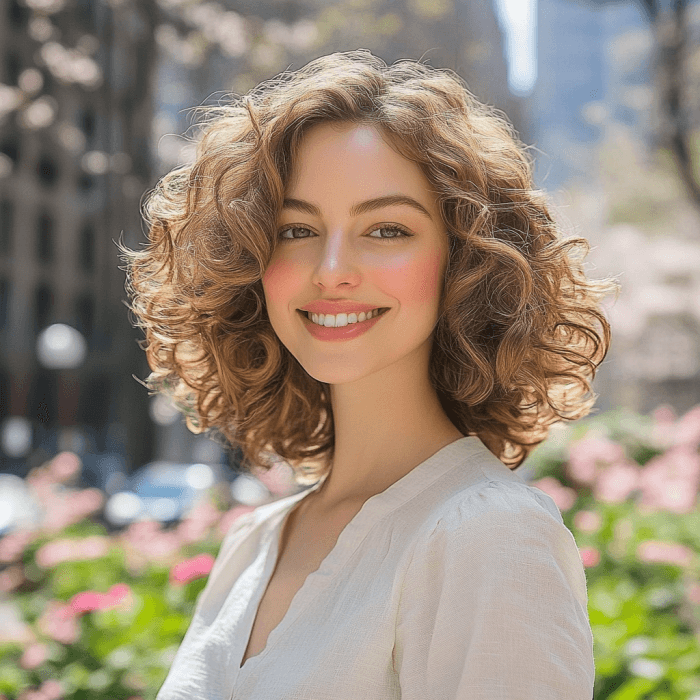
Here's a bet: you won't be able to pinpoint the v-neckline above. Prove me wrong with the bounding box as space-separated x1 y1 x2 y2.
234 435 485 675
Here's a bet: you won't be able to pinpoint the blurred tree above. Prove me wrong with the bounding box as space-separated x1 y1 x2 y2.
572 0 700 211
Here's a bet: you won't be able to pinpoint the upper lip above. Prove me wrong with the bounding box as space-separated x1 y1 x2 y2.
299 300 387 314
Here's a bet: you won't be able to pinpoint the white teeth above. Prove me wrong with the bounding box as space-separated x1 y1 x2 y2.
306 308 384 327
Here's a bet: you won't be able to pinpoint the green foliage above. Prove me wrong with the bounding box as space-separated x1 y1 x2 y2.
524 405 700 699
1 405 700 698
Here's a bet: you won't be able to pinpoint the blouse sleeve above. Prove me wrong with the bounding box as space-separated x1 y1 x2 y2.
394 480 595 700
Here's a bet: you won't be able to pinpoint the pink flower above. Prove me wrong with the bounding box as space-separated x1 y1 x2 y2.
20 642 49 670
593 460 640 503
685 581 700 605
37 601 79 645
638 445 700 514
38 487 105 533
637 540 694 567
48 452 81 483
170 553 215 586
579 547 600 568
36 535 110 568
17 680 63 700
0 529 35 563
70 583 132 615
217 504 255 538
531 476 577 511
122 519 182 562
675 405 700 448
651 404 677 448
573 510 602 533
0 564 24 593
566 433 626 486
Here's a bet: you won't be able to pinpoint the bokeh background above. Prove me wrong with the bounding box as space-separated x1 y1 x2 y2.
0 0 699 698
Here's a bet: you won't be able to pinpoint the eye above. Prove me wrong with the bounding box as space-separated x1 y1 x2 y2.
279 226 315 240
367 225 413 240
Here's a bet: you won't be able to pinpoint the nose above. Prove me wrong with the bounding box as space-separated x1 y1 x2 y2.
311 229 361 291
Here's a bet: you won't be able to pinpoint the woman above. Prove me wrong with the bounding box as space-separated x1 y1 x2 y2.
121 49 617 699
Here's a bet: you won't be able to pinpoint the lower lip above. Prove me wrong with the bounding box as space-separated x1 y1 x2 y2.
298 309 388 341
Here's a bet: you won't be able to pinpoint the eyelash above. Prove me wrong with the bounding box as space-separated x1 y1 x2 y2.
278 224 413 242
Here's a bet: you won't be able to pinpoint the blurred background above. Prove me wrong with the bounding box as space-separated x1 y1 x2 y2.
1 0 700 697
0 0 698 484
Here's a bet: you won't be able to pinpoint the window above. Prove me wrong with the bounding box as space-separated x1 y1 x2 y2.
36 155 59 186
75 293 95 340
34 283 53 333
36 211 54 263
4 51 20 86
0 199 12 254
0 278 9 331
79 224 95 271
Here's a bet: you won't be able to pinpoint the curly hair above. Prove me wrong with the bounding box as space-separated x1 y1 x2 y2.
118 49 619 481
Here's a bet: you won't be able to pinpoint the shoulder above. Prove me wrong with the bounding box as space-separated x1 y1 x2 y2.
406 461 586 600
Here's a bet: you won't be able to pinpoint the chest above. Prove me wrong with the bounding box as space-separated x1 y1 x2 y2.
239 500 365 668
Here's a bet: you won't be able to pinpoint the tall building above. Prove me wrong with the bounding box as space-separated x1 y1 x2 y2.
0 0 158 477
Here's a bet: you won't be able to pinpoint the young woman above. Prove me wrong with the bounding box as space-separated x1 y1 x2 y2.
121 49 617 699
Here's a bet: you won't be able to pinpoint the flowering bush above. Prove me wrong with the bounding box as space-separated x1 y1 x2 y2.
0 455 258 699
528 403 700 699
1 404 699 699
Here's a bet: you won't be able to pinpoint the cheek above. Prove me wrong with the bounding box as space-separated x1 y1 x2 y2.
262 256 305 308
376 249 446 307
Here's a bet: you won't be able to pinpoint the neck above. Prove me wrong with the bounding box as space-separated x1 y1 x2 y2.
314 338 464 509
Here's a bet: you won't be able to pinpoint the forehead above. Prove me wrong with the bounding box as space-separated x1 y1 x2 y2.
287 122 438 213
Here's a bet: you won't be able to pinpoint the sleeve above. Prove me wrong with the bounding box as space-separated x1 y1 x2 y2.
394 482 595 700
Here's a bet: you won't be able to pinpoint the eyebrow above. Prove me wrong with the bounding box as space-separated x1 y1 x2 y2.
281 194 434 222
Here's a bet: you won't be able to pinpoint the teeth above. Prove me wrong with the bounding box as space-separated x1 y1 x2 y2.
307 308 384 327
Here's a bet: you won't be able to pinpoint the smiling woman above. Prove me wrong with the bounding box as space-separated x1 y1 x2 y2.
119 49 617 700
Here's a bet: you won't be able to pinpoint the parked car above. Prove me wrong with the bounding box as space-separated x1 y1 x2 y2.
104 461 226 527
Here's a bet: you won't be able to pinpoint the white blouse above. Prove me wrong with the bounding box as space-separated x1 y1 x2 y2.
156 436 595 700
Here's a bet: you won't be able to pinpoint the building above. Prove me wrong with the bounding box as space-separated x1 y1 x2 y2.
0 0 158 477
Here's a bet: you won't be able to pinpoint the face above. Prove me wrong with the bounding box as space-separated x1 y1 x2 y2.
262 122 450 385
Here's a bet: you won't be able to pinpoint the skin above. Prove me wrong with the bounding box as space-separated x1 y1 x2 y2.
262 122 463 513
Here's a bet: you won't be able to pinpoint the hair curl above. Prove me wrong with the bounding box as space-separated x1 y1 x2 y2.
118 49 619 481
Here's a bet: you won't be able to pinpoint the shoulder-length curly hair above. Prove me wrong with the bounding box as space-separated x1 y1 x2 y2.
119 49 619 481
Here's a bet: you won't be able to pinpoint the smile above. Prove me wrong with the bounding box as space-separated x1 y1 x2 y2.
297 307 390 342
301 308 389 327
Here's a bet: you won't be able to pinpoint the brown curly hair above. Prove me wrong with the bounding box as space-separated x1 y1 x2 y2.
118 49 619 482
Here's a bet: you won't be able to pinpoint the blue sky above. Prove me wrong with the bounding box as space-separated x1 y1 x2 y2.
494 0 537 95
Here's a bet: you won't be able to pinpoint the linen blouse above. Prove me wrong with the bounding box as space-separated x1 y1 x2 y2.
156 435 595 700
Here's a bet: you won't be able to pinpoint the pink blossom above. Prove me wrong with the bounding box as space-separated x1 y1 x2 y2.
685 581 700 605
20 642 49 670
579 547 600 567
217 504 255 538
36 535 110 568
593 460 640 504
566 433 626 486
0 564 24 593
17 680 63 700
0 529 35 563
38 487 105 533
122 519 182 562
530 476 577 511
48 452 81 483
37 601 79 645
638 445 700 514
573 510 602 533
176 500 222 544
651 404 677 448
674 405 700 448
170 553 215 585
637 540 694 567
70 583 132 615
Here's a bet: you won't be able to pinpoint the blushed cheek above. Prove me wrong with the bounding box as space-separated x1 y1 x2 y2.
262 257 302 307
379 250 446 307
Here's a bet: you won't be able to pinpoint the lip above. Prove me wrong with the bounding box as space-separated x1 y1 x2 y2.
297 308 388 341
299 300 384 315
